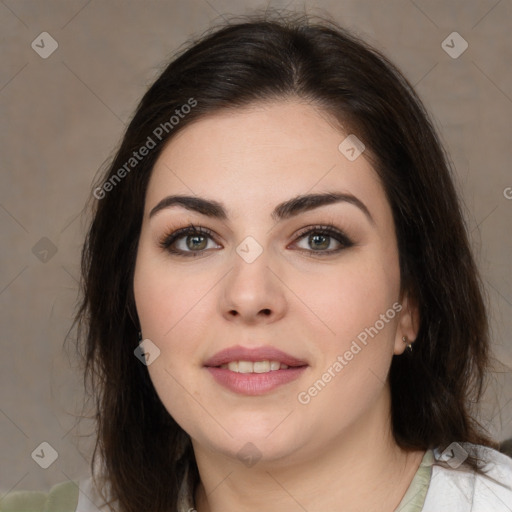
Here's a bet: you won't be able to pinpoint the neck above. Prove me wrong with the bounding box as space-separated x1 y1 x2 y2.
192 385 425 512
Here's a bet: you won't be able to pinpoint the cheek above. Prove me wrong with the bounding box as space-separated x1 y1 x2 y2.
133 248 212 430
297 251 400 347
294 258 400 423
134 245 211 343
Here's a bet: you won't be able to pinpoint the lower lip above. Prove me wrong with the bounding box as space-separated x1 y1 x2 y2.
206 366 307 395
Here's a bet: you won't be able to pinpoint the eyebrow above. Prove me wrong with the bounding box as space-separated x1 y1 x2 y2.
149 191 374 225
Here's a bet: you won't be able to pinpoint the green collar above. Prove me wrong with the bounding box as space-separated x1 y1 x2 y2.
395 449 434 511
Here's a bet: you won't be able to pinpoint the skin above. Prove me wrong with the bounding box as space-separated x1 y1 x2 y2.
133 99 423 512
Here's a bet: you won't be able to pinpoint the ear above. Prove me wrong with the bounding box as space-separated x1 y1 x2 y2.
394 290 420 355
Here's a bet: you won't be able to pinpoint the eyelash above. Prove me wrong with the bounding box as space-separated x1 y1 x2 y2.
158 222 354 258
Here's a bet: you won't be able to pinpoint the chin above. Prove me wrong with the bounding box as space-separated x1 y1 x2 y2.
208 437 301 468
195 418 310 466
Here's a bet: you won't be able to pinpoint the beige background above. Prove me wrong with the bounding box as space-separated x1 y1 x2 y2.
1 0 511 494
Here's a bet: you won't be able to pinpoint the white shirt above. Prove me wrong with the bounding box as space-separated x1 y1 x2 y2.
422 444 512 511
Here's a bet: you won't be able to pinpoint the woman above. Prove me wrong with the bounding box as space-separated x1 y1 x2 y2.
2 12 511 512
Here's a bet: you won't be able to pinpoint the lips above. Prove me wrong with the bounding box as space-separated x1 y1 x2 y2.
204 345 308 368
204 345 308 396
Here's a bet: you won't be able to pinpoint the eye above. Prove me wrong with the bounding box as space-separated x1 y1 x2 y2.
158 224 221 257
158 222 354 258
291 224 354 256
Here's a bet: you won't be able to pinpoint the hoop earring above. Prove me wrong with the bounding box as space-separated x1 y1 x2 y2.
402 336 413 352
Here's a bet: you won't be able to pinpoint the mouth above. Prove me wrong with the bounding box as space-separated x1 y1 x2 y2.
217 360 293 373
204 345 308 395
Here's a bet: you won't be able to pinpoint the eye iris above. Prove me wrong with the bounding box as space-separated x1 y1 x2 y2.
309 233 329 250
187 234 207 250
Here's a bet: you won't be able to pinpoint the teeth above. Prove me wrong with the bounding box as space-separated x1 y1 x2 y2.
253 361 269 373
218 360 290 373
238 361 253 374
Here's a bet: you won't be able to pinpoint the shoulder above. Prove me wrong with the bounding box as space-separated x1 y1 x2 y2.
0 480 79 512
422 442 512 512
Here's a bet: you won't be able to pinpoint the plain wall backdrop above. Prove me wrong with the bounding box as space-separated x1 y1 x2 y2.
1 0 511 493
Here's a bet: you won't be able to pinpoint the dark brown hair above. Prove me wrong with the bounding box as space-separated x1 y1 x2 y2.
71 11 498 512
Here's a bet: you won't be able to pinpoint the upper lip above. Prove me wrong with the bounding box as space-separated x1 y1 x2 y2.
204 345 308 367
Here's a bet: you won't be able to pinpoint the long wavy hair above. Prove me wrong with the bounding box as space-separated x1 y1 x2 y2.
70 11 498 512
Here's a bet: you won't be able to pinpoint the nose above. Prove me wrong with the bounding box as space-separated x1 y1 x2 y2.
219 248 287 325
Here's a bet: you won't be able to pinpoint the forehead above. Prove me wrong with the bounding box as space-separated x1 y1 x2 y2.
145 101 387 221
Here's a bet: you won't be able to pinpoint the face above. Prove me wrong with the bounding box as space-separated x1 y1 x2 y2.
133 100 416 467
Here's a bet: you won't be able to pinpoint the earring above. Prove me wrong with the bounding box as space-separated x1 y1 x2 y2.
138 331 143 342
402 336 413 352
